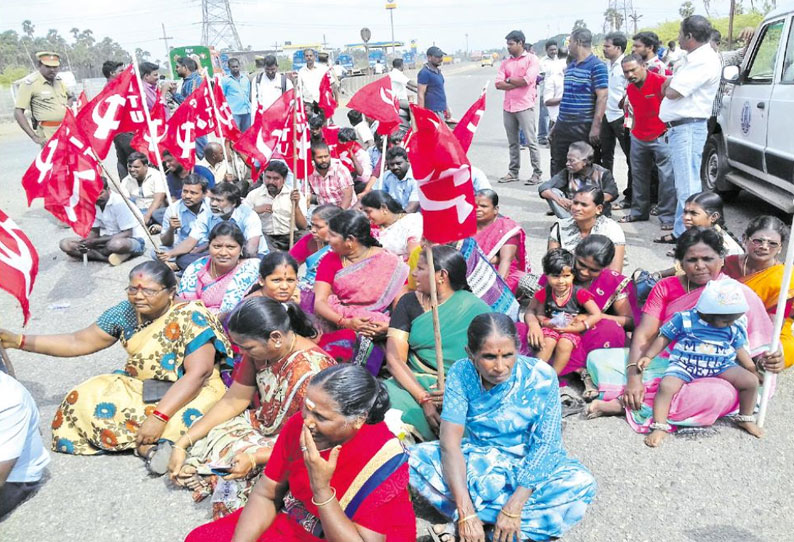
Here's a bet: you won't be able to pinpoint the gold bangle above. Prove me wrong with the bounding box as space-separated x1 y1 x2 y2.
499 509 521 519
186 433 194 447
626 362 639 370
248 452 257 471
311 487 337 507
173 444 187 452
457 513 478 525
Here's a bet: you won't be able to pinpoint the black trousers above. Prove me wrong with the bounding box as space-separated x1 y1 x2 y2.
0 481 41 519
549 121 592 176
113 132 135 179
599 116 632 181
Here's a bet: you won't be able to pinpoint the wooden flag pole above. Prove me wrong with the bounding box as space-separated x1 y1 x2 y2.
0 342 16 378
289 86 299 249
425 245 445 390
379 133 388 180
130 58 172 206
204 72 233 171
757 220 794 427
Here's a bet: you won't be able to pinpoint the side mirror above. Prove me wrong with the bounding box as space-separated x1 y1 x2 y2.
722 65 740 82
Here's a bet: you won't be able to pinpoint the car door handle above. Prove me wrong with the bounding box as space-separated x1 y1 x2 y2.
757 102 765 109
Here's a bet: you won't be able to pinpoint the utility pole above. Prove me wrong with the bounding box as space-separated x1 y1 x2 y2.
629 11 643 35
386 2 397 57
201 0 243 50
465 33 469 60
728 0 736 48
160 23 173 73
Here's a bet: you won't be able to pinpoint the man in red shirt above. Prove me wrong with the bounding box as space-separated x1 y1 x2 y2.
621 54 675 227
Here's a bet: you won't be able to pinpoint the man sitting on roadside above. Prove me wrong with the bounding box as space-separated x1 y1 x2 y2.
59 178 147 266
118 152 167 226
245 161 308 251
159 182 265 270
307 142 356 209
337 127 373 189
377 146 420 213
197 142 230 185
538 141 618 218
162 150 215 201
155 174 210 266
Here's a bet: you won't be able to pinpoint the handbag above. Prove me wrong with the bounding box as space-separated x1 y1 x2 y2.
632 268 660 308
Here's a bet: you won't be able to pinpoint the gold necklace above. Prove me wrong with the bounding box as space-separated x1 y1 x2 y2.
343 246 371 266
742 254 774 277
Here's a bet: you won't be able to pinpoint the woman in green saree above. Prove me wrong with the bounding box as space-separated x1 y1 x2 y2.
384 246 490 441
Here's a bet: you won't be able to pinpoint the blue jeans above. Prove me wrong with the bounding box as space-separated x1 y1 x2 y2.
669 121 708 237
233 113 251 132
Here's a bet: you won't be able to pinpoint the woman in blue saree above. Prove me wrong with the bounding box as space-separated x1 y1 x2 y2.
409 313 596 542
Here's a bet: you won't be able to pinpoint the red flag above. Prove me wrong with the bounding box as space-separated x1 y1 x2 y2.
21 124 66 204
346 76 401 134
408 104 476 243
76 65 147 158
336 140 363 174
76 91 89 113
160 90 205 170
452 90 486 153
44 111 104 237
318 72 337 119
213 77 242 142
235 90 294 179
192 78 218 138
0 208 39 325
131 96 168 167
321 125 340 153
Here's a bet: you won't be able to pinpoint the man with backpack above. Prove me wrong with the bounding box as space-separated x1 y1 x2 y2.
251 54 293 112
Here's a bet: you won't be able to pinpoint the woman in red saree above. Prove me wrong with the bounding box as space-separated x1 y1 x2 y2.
184 364 415 542
312 211 409 373
473 190 530 294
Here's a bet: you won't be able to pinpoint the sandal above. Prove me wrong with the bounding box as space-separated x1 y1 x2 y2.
666 248 675 257
144 440 173 476
611 200 631 210
581 372 600 402
498 173 519 183
660 223 674 231
650 205 659 216
653 233 677 244
560 386 585 417
618 215 647 223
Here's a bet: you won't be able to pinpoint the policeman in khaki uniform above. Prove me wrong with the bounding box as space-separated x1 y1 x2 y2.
14 51 73 146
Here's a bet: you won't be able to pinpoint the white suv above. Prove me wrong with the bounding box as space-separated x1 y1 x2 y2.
704 5 794 212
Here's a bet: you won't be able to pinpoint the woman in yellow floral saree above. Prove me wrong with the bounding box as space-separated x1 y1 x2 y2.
0 262 232 467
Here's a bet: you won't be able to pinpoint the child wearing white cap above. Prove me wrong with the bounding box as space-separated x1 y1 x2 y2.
636 278 763 447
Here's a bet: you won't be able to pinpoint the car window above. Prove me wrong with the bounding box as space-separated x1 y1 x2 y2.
746 20 785 82
781 19 794 82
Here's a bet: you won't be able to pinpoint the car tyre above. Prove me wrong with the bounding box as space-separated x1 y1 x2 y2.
702 134 739 201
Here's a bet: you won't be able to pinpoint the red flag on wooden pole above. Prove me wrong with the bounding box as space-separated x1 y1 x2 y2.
0 208 39 325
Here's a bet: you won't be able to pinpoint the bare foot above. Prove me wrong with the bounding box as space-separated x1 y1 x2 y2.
736 420 764 438
586 399 624 419
431 523 455 542
174 465 199 488
644 429 669 447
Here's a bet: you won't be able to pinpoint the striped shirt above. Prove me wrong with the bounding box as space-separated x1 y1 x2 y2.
558 54 609 123
307 158 357 208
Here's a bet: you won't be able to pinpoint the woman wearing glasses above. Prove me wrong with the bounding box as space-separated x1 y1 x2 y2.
0 261 232 472
724 216 794 368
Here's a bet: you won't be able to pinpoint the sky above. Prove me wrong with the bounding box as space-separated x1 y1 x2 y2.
3 0 711 61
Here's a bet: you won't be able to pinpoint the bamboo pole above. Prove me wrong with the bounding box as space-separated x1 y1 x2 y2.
130 58 172 206
203 72 233 172
289 87 299 249
425 245 445 390
757 223 794 427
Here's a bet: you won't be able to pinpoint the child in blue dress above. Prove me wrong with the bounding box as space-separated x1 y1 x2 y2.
638 278 763 447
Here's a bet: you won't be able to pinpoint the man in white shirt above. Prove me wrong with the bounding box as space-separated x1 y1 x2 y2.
298 49 328 110
59 178 146 265
389 58 417 104
659 15 721 239
600 32 632 197
542 50 566 128
538 40 566 144
119 152 167 226
0 372 50 519
663 40 686 71
251 55 293 112
245 161 308 251
197 142 229 185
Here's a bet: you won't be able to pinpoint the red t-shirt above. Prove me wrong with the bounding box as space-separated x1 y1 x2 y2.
626 70 667 142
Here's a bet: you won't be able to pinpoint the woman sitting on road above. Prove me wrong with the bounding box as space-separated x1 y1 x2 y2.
548 186 626 274
724 215 794 368
528 235 639 396
410 313 597 542
0 261 231 472
177 222 260 315
168 297 335 519
312 210 409 372
360 190 422 261
383 246 490 441
473 189 530 294
655 191 743 256
289 204 344 312
184 364 416 542
586 228 784 432
245 251 301 304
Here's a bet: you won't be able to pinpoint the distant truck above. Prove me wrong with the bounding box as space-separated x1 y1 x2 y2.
337 53 354 70
292 50 306 70
470 50 484 62
368 49 386 68
402 51 417 69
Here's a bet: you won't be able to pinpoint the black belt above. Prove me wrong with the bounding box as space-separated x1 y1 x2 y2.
665 117 706 128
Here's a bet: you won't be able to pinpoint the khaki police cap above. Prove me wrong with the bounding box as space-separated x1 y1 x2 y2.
36 51 61 67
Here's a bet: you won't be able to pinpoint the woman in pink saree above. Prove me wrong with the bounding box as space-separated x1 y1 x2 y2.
586 228 784 432
313 211 409 373
473 190 530 294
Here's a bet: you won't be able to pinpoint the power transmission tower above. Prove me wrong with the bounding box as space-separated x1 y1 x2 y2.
629 10 643 34
201 0 243 51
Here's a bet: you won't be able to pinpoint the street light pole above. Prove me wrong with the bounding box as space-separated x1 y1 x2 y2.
466 33 469 60
386 2 397 57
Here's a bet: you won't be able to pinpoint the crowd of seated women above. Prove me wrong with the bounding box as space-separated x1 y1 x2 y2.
0 177 789 542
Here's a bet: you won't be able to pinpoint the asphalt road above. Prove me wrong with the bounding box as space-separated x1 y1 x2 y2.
0 63 792 541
